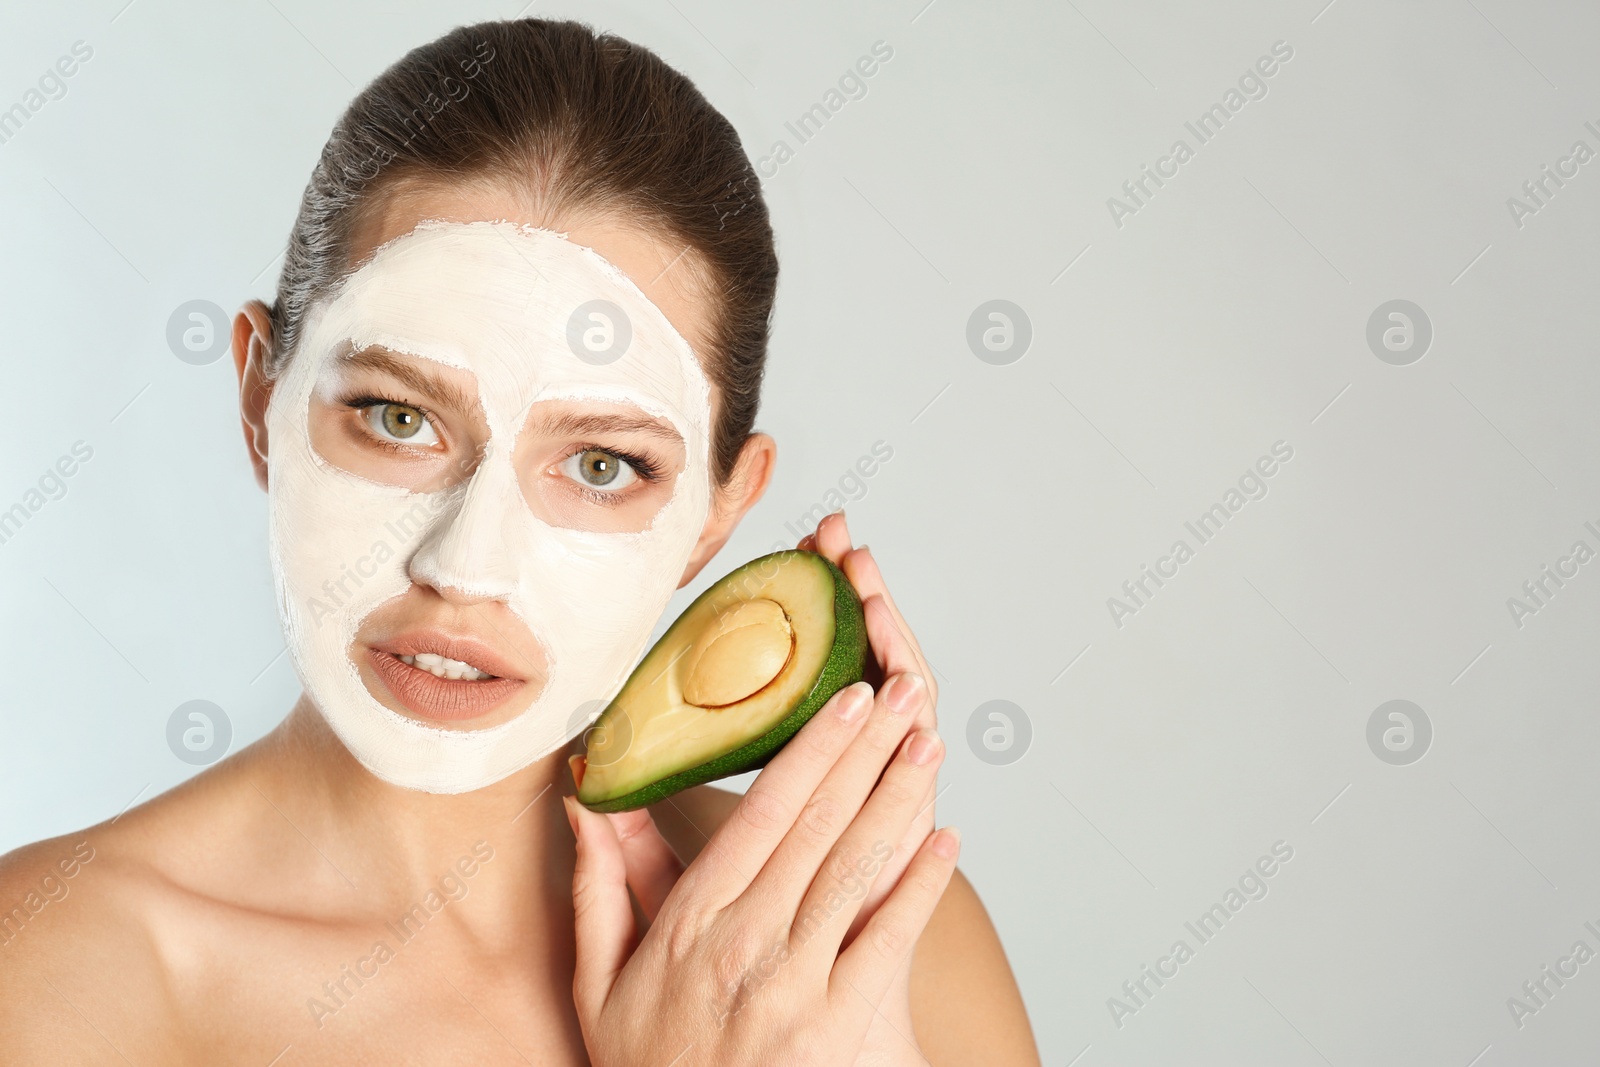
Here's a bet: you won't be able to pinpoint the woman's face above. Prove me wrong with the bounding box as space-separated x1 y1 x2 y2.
262 183 724 794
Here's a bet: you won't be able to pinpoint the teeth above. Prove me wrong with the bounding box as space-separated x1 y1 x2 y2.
397 652 493 681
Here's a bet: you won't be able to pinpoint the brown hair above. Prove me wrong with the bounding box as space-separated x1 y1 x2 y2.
266 17 776 489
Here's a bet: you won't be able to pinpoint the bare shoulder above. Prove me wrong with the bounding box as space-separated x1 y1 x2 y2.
651 785 1041 1066
0 819 181 1061
0 745 295 1063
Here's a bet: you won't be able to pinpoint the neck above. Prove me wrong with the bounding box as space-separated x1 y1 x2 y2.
242 693 577 926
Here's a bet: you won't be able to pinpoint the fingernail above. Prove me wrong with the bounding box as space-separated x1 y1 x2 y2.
836 681 872 723
562 795 580 839
932 826 960 859
906 729 942 766
887 672 924 714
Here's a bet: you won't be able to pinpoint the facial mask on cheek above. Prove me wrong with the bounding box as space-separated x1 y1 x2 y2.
264 220 714 793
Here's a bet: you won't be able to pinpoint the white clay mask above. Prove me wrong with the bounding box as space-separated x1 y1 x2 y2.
264 219 713 793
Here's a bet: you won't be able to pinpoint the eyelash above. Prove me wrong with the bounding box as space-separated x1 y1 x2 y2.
337 392 667 500
570 442 666 483
340 393 443 455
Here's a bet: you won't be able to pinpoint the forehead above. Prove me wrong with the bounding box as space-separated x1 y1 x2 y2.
347 178 718 361
319 220 710 439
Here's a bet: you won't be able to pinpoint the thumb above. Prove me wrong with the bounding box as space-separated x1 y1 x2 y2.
567 795 634 1021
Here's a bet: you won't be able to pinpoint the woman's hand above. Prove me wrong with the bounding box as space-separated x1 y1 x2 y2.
562 511 952 1065
800 512 946 1063
799 512 944 947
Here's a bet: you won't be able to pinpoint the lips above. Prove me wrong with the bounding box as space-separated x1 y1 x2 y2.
365 631 533 723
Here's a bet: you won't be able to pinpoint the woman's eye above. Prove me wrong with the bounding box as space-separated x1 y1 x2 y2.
363 402 439 447
561 448 639 493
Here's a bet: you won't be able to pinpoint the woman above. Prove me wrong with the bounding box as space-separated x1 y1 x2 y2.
0 18 1039 1064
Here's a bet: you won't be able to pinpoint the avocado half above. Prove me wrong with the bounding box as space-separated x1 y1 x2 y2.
576 549 868 813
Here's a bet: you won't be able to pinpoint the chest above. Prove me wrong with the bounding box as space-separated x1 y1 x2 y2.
162 908 590 1065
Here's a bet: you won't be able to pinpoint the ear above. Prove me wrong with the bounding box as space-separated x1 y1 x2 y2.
678 432 776 588
233 299 275 492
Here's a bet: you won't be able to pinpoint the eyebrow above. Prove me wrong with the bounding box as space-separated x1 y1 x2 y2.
535 408 684 446
340 346 481 416
342 346 684 446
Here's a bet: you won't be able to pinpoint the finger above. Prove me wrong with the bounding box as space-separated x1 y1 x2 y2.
862 596 929 728
829 826 960 1027
787 724 945 961
680 680 876 909
810 511 936 717
812 508 853 562
738 668 925 928
567 795 635 1021
838 547 934 713
840 751 940 949
862 597 937 824
877 754 940 932
604 807 685 922
859 602 939 874
861 594 916 681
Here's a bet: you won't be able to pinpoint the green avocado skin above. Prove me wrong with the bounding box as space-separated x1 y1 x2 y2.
579 550 868 814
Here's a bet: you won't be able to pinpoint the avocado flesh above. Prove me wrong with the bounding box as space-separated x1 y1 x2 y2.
577 550 867 812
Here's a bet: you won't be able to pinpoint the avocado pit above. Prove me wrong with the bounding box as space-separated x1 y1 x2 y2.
682 597 794 708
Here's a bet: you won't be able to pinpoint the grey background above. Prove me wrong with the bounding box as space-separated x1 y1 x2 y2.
2 0 1597 1063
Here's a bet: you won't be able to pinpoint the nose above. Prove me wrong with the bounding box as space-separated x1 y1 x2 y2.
408 446 524 606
